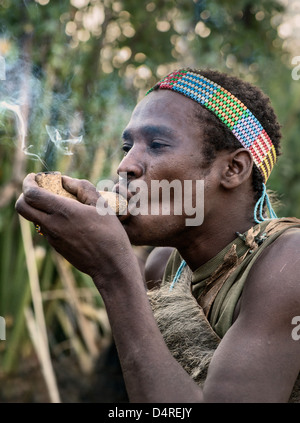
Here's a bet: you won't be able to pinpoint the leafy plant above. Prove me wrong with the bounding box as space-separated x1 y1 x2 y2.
0 0 298 402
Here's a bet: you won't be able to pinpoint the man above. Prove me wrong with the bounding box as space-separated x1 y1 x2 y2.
16 68 300 402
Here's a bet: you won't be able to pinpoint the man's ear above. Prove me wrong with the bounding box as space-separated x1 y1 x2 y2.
220 148 253 189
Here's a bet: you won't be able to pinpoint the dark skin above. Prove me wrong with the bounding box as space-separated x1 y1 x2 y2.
15 90 300 402
145 246 174 290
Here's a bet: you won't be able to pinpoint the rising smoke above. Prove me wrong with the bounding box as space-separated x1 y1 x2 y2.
0 53 84 170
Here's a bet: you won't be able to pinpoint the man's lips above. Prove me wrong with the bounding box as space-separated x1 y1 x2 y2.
113 182 132 202
112 183 133 221
113 180 150 218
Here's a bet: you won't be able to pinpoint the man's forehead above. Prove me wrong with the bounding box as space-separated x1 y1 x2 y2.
130 89 199 125
121 123 178 141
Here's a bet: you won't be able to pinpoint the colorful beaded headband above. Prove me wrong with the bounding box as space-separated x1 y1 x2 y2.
147 69 277 184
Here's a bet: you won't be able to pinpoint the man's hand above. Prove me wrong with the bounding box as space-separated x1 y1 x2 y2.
15 173 135 283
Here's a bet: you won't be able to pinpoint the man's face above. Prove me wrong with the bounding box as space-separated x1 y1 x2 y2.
115 89 217 247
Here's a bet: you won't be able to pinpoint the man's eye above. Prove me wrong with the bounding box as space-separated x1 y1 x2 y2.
122 145 131 155
151 141 166 149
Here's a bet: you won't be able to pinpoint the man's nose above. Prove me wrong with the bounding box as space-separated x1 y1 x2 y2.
117 148 144 180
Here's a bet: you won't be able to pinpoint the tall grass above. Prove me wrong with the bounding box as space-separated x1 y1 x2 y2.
0 75 132 401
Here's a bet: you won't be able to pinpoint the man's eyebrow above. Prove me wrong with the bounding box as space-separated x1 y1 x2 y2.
121 129 133 142
121 125 177 142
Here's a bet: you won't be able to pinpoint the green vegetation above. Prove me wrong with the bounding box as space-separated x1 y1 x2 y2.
0 0 299 402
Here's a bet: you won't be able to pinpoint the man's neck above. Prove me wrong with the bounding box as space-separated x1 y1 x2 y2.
176 216 255 271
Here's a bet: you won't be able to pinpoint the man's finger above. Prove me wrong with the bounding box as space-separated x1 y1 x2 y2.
62 175 100 206
20 173 78 214
15 193 46 224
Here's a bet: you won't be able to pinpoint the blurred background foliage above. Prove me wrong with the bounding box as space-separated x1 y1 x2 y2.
0 0 299 402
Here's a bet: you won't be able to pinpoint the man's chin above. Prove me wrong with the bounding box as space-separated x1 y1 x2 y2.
123 221 175 249
121 215 153 246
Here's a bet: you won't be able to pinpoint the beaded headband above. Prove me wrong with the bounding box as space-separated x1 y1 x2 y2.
147 69 277 184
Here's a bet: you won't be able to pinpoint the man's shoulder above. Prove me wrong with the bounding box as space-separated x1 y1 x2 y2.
145 247 175 289
261 225 300 268
241 225 300 316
